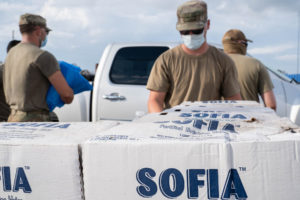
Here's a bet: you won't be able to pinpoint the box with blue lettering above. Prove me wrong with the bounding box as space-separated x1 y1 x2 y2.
0 121 118 200
82 101 300 200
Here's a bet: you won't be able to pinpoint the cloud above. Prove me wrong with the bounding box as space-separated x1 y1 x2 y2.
248 44 296 55
52 30 75 38
276 54 298 61
246 0 300 12
88 28 102 37
40 0 90 29
0 2 37 12
211 0 300 13
0 0 298 73
0 24 19 38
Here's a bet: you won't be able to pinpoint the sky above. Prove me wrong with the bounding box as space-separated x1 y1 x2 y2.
0 0 299 74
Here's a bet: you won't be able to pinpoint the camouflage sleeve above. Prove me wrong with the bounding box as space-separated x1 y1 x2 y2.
36 51 60 78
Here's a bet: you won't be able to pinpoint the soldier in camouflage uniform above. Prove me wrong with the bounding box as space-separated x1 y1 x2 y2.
222 29 276 110
7 110 51 122
0 63 9 122
3 13 74 122
0 40 20 122
146 0 241 113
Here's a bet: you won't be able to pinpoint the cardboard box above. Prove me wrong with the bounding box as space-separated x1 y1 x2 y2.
83 137 300 200
82 102 300 199
98 101 284 141
139 100 277 123
0 121 118 200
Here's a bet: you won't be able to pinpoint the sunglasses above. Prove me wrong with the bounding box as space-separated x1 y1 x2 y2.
239 40 248 47
180 28 204 35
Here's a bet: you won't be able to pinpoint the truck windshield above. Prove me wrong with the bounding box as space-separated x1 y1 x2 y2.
110 46 169 85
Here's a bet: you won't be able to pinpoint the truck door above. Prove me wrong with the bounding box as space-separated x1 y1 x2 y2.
93 46 169 121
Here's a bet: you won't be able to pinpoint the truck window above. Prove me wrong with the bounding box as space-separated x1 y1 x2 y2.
109 46 169 85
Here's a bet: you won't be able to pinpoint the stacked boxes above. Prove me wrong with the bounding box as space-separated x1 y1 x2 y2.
1 101 299 199
0 121 118 200
82 101 300 199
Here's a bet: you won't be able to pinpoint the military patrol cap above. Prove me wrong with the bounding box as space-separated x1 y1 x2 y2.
222 29 253 43
176 0 207 31
19 13 52 32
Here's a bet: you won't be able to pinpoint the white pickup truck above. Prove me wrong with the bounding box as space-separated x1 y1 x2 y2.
54 43 300 125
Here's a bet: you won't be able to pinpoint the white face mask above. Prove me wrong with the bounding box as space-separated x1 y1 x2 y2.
181 32 205 50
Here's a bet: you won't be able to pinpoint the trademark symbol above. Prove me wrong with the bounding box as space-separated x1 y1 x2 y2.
239 167 246 172
24 166 30 170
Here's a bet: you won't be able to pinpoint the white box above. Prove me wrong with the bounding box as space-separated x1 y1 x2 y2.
0 121 118 200
99 104 283 142
138 100 277 123
83 137 300 200
230 140 300 199
82 102 300 199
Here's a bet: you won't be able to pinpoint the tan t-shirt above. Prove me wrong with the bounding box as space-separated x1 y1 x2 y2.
146 45 240 109
227 53 274 102
4 43 59 112
0 64 10 121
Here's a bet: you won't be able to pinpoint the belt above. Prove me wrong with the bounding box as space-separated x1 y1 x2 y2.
11 109 50 115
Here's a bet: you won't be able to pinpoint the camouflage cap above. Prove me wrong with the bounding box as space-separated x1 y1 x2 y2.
222 29 253 43
19 13 51 32
176 0 207 31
